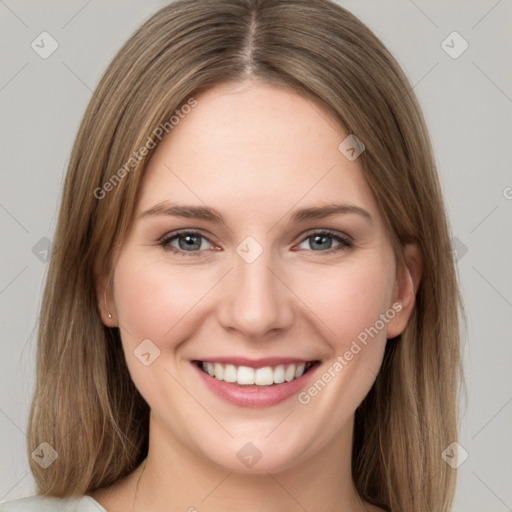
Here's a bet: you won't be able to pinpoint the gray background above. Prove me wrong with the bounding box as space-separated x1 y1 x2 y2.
1 1 511 510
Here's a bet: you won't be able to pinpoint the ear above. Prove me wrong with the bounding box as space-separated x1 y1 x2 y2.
95 268 119 328
385 243 422 340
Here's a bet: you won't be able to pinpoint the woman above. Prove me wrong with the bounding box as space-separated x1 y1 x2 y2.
1 0 464 511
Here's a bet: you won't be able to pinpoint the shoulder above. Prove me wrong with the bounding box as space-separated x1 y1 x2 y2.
0 495 106 512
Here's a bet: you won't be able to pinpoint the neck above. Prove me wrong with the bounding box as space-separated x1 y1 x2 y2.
127 411 365 512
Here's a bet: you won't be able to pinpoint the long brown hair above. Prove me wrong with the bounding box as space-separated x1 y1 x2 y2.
28 1 465 510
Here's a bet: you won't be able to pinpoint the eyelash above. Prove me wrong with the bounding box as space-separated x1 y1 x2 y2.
158 229 354 257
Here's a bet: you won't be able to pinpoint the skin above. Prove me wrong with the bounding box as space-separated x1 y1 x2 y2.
90 80 421 512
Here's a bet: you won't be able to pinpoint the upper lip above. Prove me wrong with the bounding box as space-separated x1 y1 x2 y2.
192 357 319 368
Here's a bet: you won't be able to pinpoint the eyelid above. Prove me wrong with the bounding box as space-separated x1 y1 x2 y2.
293 228 354 253
158 229 219 256
159 228 354 256
298 228 353 243
158 228 215 244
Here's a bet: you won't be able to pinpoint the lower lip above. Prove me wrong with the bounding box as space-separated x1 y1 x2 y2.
192 362 320 408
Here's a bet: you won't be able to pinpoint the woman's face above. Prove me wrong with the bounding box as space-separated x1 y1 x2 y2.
102 80 415 473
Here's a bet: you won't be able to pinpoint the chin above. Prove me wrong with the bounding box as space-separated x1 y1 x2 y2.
194 432 313 475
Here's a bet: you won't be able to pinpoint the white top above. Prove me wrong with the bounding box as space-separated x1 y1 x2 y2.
0 496 106 512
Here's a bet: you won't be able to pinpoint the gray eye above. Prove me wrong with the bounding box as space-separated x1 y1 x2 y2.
298 234 340 251
176 234 205 251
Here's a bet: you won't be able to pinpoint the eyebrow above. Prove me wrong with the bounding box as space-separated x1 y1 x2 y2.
138 201 373 224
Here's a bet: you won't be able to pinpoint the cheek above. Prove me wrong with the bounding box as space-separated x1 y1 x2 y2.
293 257 396 349
114 247 396 354
288 260 394 440
113 255 209 343
111 254 215 404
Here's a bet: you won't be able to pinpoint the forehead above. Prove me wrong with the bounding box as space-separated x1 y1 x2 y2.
136 81 380 223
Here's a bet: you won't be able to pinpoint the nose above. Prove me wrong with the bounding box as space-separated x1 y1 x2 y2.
216 248 295 340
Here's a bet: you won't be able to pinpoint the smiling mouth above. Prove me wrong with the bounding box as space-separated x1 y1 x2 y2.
194 360 320 386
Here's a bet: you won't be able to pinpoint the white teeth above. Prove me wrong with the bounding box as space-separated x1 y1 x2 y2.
284 364 296 382
223 364 237 383
214 363 224 380
254 366 274 386
273 364 285 384
200 361 313 386
294 363 305 379
237 366 255 385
